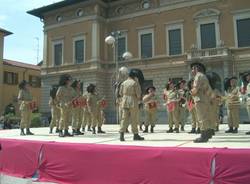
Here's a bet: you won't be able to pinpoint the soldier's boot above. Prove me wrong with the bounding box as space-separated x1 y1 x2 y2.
246 131 250 135
26 128 34 135
193 131 209 143
207 129 213 139
139 124 143 131
133 134 144 141
150 125 154 133
216 126 219 132
125 128 130 133
72 129 79 135
143 126 149 133
232 128 238 133
225 127 234 133
189 128 196 134
58 130 64 137
20 128 26 136
77 129 84 135
196 128 201 134
174 128 179 133
97 127 105 134
87 125 92 131
55 128 60 133
82 127 85 132
92 127 96 134
167 128 173 133
181 125 185 131
120 132 125 142
49 128 53 134
64 129 73 137
211 129 215 135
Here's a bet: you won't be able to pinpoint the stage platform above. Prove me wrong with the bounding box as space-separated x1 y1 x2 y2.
1 124 250 184
0 124 250 148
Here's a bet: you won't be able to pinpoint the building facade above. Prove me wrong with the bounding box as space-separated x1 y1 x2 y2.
0 28 12 114
1 59 42 115
28 0 250 123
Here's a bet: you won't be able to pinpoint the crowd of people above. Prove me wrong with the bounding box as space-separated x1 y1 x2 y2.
17 62 250 143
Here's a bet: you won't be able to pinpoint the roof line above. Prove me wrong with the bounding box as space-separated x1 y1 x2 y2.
0 28 13 36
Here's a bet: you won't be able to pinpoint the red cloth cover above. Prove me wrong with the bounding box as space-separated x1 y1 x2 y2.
0 139 42 178
38 143 215 184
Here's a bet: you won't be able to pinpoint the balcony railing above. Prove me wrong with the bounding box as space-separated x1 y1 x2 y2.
187 47 231 60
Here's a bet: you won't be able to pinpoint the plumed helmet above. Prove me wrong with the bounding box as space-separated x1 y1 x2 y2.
190 62 206 73
129 68 144 87
50 85 59 99
19 80 28 89
87 83 96 93
59 74 72 86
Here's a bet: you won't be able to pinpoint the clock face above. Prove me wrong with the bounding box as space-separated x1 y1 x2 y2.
77 9 83 17
56 15 62 22
142 1 150 9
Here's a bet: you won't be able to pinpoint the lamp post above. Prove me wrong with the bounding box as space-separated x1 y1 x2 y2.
105 31 132 124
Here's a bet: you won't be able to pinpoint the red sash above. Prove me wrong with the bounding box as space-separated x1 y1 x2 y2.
78 98 87 108
187 100 194 111
100 100 107 108
28 101 37 111
72 99 79 108
148 102 157 109
166 102 176 112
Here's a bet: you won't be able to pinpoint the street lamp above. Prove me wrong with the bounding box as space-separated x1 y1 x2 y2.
105 31 133 124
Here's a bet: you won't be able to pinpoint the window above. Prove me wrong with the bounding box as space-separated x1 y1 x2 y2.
118 36 126 61
3 72 18 85
194 9 220 49
73 36 85 64
53 41 63 66
236 18 250 47
168 29 182 55
200 23 216 49
139 29 153 59
29 75 41 88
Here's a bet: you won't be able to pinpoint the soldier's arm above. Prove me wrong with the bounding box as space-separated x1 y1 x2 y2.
56 87 63 102
17 90 24 101
135 81 141 99
191 75 201 96
119 83 124 97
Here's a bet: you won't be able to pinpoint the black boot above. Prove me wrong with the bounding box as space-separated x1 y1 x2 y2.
77 129 84 135
232 128 238 133
174 128 179 133
55 128 59 133
64 129 73 137
97 127 105 134
189 128 196 134
193 131 209 143
59 130 64 137
72 129 78 135
167 127 173 133
225 127 234 133
49 128 53 134
88 125 92 131
181 125 184 131
150 125 154 133
92 127 96 134
246 131 250 135
216 126 219 132
20 128 26 136
82 127 85 132
120 132 125 141
143 126 148 133
139 124 143 131
125 128 130 133
133 134 144 141
207 129 213 139
196 128 201 134
26 128 34 135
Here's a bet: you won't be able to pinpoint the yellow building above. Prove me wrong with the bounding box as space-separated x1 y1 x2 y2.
1 59 42 115
0 27 12 114
28 0 250 122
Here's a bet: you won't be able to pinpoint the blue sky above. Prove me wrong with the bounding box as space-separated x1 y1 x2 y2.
0 0 61 65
